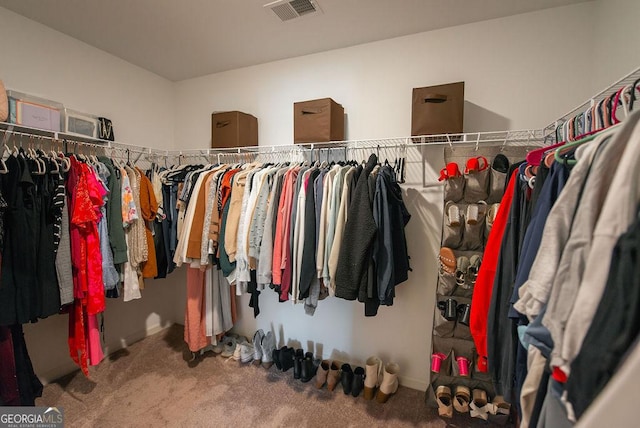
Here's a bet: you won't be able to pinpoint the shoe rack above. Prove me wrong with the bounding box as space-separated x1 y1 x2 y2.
427 145 535 423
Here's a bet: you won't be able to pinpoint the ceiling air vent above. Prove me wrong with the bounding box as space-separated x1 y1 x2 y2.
264 0 322 22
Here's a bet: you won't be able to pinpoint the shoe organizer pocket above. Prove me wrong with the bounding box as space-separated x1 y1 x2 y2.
437 271 457 296
450 349 473 378
444 176 465 203
464 168 490 203
453 296 472 340
461 205 486 251
471 351 492 382
452 251 482 298
454 320 473 340
431 349 453 376
487 168 507 204
442 203 464 249
434 299 457 338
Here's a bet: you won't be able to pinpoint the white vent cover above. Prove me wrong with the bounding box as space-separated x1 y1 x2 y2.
264 0 322 21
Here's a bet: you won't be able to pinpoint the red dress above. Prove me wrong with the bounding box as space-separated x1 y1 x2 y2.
67 157 106 375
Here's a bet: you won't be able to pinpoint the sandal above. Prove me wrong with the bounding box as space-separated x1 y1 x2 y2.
455 256 470 287
453 385 471 413
436 385 453 418
470 389 492 421
468 255 482 285
491 395 511 416
439 247 457 276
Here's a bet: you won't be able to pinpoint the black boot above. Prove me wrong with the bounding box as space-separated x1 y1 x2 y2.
272 347 283 371
301 352 318 383
352 366 365 397
341 364 353 395
281 347 295 372
293 349 304 379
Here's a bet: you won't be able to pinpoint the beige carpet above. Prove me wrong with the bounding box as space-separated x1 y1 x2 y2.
37 325 508 427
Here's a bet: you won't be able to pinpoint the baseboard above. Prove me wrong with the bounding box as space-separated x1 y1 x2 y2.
398 375 428 392
39 322 173 385
106 322 170 354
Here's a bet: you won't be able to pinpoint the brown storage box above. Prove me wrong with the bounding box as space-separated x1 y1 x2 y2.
211 111 258 148
294 98 344 143
411 82 464 136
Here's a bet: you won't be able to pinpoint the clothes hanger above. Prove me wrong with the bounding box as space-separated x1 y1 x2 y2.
554 122 621 165
526 138 565 167
610 86 627 125
0 144 9 174
629 78 640 112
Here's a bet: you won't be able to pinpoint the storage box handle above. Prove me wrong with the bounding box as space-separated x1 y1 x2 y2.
301 108 324 115
216 121 230 128
423 94 448 103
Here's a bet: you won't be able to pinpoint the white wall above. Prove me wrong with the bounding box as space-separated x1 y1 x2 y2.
0 7 180 382
173 3 597 390
0 7 175 150
174 3 596 150
590 0 640 92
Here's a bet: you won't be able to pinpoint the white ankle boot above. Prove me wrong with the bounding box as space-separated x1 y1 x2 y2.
363 356 383 400
375 362 399 403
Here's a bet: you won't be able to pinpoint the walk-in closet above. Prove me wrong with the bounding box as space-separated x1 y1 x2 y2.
0 1 639 427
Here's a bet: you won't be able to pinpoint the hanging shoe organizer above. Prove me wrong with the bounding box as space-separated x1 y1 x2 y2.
427 144 536 424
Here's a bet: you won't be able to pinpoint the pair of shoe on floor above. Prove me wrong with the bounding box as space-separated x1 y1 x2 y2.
436 385 510 420
271 346 318 383
248 329 276 367
213 330 275 367
315 357 399 403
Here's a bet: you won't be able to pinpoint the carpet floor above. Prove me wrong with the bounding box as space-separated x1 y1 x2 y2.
37 325 509 427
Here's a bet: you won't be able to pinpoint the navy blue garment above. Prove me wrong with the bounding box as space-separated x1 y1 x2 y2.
161 183 176 275
523 306 554 359
169 183 179 256
509 162 570 319
486 162 529 403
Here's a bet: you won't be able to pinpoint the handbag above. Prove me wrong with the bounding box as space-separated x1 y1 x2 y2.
98 117 115 141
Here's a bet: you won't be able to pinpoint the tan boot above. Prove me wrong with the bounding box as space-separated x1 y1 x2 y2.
375 362 399 403
363 356 382 400
315 360 330 389
327 361 341 392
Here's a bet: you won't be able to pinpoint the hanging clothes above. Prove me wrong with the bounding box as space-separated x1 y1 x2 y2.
67 156 106 375
335 154 378 301
0 152 61 325
138 169 159 279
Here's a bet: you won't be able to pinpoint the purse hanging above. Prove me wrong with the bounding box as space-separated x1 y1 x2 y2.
98 117 115 141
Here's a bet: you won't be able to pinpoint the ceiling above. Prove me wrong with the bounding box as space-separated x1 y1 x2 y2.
0 0 589 81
